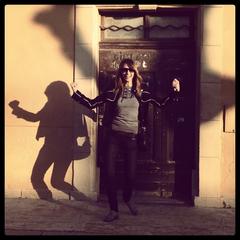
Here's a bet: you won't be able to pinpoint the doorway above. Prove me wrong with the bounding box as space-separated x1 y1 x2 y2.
97 8 199 204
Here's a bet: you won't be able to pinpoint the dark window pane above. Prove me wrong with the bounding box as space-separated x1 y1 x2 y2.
149 16 190 38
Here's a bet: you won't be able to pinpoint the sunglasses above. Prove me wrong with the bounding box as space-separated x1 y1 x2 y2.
120 68 135 73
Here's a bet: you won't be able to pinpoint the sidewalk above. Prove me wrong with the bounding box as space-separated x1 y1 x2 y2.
4 197 236 236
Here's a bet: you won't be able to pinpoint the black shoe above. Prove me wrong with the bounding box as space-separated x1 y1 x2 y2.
39 191 53 201
126 202 138 216
103 210 119 222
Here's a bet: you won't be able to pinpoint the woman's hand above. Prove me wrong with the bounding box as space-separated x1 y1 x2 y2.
172 78 180 92
70 82 79 93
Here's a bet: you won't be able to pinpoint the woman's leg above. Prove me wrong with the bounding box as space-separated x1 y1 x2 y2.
122 135 138 215
104 134 119 212
122 135 137 202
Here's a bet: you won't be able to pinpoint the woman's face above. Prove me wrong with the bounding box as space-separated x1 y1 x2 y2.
120 63 135 84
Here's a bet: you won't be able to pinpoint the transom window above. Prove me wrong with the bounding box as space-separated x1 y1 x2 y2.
100 13 191 41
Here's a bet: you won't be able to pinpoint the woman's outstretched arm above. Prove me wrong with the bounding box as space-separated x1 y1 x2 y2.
70 82 117 109
141 78 180 108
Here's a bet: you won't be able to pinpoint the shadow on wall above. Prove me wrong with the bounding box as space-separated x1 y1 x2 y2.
9 81 97 200
200 72 235 124
33 5 97 78
220 75 235 130
8 5 99 200
201 6 235 125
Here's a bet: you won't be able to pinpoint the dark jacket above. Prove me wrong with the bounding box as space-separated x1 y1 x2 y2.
71 89 179 129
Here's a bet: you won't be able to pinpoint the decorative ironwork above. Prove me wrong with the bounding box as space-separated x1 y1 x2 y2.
100 25 143 31
100 24 189 32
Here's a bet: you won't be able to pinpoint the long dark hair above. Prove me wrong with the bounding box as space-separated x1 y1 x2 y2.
114 58 143 97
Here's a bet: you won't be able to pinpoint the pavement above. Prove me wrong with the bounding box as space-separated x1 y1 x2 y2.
4 197 236 236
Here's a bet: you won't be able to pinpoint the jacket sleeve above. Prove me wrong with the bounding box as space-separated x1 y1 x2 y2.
71 90 113 109
141 90 179 108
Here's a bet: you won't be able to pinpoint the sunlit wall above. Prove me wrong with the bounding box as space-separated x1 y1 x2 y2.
195 5 235 207
5 5 76 199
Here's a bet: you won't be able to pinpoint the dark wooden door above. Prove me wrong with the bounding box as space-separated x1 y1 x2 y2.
98 46 196 202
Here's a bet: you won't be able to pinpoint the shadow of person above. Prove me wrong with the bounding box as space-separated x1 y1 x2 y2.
9 81 97 201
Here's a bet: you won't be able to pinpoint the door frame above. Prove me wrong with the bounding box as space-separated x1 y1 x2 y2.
97 6 200 204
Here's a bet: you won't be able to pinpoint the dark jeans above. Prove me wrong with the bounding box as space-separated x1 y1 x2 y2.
104 130 137 212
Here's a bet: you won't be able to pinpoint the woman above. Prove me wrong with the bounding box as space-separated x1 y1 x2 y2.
70 58 180 222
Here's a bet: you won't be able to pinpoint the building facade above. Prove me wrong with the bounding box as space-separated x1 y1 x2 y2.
5 4 235 207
